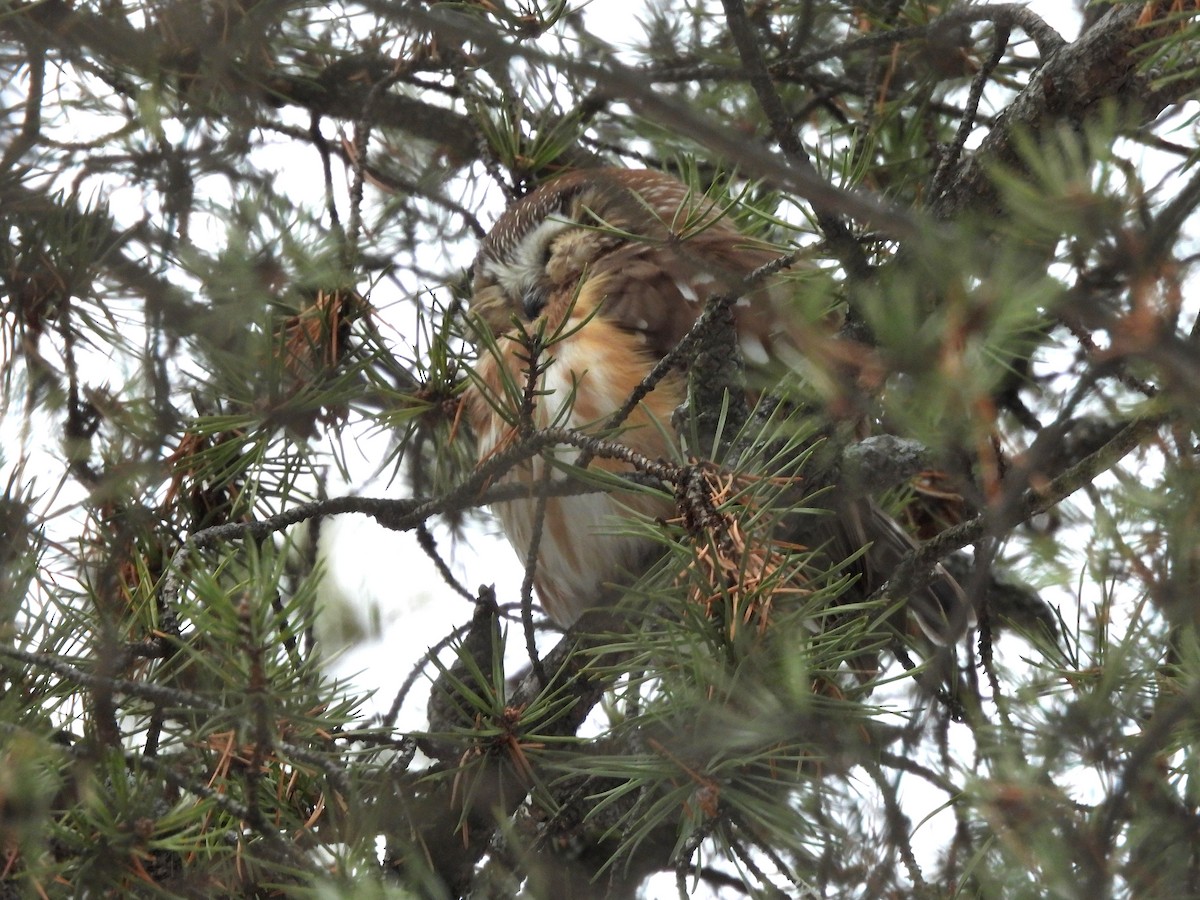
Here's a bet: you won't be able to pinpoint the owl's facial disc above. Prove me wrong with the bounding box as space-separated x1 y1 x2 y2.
480 214 575 320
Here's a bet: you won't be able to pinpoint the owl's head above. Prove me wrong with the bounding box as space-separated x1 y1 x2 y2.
468 168 717 334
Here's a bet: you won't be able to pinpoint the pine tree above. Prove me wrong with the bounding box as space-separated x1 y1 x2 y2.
2 1 1199 896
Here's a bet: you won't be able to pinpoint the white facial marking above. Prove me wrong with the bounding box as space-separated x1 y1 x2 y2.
483 216 574 299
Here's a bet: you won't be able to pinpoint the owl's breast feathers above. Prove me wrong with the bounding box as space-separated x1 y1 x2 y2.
468 274 685 626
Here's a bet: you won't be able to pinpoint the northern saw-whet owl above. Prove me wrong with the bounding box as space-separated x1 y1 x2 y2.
465 167 971 640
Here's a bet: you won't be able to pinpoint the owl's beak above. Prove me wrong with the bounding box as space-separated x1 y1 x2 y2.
521 285 548 319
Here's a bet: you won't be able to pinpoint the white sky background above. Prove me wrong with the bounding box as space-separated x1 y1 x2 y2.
6 0 1189 891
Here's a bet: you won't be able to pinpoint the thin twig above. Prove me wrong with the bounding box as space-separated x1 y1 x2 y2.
930 21 1011 203
519 463 552 686
721 0 871 278
346 61 408 262
881 409 1169 606
415 523 475 602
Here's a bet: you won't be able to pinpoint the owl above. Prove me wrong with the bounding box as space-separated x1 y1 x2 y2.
465 167 970 640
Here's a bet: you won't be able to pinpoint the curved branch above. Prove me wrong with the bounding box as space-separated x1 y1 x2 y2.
931 3 1190 219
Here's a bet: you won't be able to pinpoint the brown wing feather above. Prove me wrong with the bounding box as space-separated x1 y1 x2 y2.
591 225 789 363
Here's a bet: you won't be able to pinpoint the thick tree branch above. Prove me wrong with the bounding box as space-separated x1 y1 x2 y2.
931 3 1191 219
